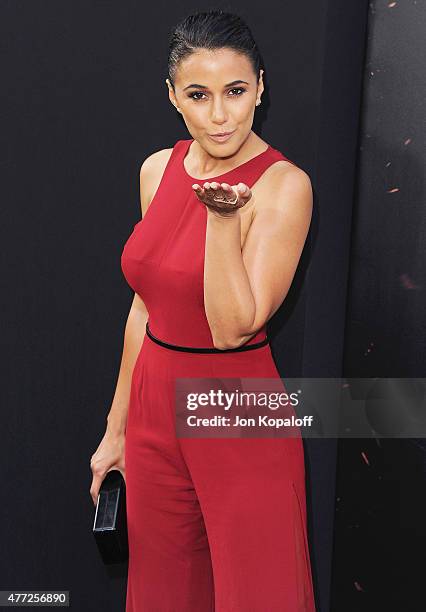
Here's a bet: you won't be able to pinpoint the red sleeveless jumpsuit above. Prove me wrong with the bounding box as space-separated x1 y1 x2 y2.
120 138 316 611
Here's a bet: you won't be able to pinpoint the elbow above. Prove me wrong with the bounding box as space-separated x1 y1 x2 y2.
212 325 260 351
212 337 240 350
210 313 264 350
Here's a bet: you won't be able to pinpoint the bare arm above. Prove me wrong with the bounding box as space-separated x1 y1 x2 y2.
203 164 313 349
90 150 172 502
106 293 148 434
106 147 177 432
90 295 146 503
105 156 158 433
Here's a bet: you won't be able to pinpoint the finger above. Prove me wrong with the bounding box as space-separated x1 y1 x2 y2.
192 185 205 198
236 184 251 201
220 183 232 192
203 182 211 190
210 182 220 190
90 473 103 506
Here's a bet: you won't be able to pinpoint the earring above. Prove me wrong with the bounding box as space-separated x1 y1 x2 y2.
256 100 262 106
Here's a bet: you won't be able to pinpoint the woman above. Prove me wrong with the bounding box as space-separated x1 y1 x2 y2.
90 9 316 611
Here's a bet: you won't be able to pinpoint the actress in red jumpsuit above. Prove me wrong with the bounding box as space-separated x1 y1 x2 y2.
121 135 316 611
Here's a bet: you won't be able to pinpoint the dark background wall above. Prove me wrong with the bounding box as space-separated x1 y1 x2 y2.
332 1 426 611
1 1 370 611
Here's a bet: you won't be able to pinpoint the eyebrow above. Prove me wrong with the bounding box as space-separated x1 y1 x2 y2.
183 80 249 91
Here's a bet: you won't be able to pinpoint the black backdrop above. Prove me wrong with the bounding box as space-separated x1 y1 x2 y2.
1 2 371 611
333 2 426 611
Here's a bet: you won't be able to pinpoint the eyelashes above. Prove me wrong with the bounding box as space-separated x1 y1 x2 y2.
187 87 247 101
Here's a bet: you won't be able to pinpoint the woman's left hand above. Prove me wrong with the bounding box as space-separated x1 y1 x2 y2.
191 181 252 217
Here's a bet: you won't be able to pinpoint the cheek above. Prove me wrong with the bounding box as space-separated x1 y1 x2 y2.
237 97 256 118
186 105 209 126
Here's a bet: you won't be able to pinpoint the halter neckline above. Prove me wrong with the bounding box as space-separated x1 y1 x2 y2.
181 139 271 182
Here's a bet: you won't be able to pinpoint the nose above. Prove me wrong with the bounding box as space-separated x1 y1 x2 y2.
210 98 228 124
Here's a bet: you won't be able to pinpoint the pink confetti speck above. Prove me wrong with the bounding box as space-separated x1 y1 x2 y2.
364 341 375 356
399 274 420 290
387 187 399 193
388 2 397 7
361 451 370 466
404 138 411 145
354 581 364 592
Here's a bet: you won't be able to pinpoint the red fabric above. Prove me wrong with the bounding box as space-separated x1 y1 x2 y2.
121 139 316 611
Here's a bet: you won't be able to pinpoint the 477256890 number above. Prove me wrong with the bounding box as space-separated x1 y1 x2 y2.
0 591 69 607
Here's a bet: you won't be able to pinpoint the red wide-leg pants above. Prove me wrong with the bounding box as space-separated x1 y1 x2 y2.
124 337 316 611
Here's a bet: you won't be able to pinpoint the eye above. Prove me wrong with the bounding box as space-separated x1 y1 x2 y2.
188 91 207 101
228 87 246 96
188 87 247 101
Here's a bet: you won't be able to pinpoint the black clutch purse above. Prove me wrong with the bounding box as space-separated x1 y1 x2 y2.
93 469 129 564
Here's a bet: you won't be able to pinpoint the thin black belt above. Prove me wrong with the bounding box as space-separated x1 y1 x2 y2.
145 321 269 353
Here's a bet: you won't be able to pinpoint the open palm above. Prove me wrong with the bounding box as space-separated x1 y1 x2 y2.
191 181 252 216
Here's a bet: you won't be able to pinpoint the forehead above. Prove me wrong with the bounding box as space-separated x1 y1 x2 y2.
175 48 253 83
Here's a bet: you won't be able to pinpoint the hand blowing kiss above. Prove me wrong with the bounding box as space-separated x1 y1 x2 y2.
191 181 252 217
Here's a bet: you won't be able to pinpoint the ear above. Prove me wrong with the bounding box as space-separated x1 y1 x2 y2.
257 70 265 99
165 79 180 112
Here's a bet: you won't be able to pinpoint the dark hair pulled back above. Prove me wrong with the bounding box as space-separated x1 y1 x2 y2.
167 9 263 90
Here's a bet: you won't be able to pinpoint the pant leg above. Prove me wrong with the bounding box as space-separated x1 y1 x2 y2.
124 375 215 612
179 436 316 612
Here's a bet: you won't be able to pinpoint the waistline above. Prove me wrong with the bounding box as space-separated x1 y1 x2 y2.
145 321 269 354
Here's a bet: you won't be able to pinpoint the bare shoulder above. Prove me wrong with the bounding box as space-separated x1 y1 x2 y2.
252 159 313 217
139 147 174 216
